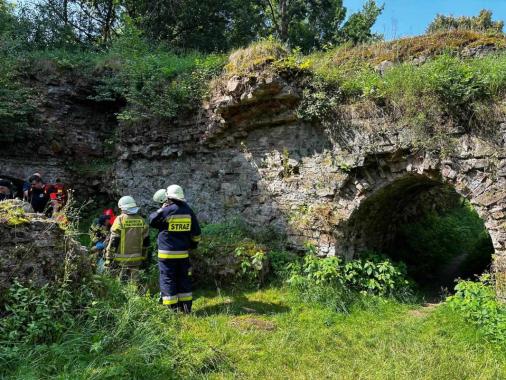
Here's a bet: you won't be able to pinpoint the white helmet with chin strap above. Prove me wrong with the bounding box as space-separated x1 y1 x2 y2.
166 184 185 202
118 195 137 210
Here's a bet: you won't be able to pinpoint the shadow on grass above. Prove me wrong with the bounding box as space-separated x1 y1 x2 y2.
195 294 290 317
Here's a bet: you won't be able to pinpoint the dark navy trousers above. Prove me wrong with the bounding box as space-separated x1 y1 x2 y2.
159 258 192 312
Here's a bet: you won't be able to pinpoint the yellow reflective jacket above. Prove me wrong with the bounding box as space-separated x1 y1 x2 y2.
106 213 149 266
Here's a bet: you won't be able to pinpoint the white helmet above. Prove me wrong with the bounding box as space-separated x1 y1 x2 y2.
118 195 137 210
153 189 168 204
166 184 185 201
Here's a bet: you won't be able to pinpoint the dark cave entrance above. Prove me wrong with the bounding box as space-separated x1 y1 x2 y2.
0 175 24 199
344 174 494 294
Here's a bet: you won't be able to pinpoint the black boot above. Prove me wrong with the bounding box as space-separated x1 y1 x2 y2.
180 301 192 314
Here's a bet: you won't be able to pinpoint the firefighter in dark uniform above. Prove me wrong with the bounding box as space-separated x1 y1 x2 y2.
149 185 201 313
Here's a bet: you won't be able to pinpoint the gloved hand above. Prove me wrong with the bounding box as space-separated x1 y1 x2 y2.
95 242 105 250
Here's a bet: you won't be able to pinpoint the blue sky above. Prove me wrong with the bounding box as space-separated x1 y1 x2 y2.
346 0 506 40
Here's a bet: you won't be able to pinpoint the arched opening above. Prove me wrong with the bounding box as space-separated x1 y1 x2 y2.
343 174 494 295
0 175 24 199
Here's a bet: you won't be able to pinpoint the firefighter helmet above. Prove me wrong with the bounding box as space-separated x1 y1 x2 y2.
118 196 137 210
153 189 168 204
166 185 185 201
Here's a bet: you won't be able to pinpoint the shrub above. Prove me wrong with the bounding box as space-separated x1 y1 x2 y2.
427 10 504 34
0 276 183 379
288 248 411 311
0 57 35 143
0 280 74 344
94 47 226 122
446 274 506 344
191 220 293 287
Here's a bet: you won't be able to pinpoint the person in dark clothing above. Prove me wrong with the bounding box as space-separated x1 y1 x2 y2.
0 179 13 201
23 173 41 201
28 175 50 213
149 185 201 313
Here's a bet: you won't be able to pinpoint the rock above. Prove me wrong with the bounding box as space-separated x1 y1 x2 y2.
0 200 92 305
375 60 394 75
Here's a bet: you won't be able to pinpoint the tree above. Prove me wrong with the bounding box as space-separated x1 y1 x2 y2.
262 0 383 51
427 9 504 34
340 0 383 44
124 0 266 52
14 0 124 48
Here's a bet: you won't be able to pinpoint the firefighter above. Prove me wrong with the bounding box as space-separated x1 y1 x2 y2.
149 185 201 313
105 196 149 281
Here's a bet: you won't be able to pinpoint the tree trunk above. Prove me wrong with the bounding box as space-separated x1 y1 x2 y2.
63 0 68 26
279 0 289 43
102 0 114 44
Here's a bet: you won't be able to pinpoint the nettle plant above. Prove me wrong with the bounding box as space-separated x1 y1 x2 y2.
446 274 506 344
234 240 267 285
289 245 410 297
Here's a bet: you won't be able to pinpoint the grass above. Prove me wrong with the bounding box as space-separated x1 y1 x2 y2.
310 30 506 67
2 283 505 379
225 38 289 76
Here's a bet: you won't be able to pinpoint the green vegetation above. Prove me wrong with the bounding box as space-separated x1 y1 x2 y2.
300 46 506 141
428 9 504 34
0 57 36 142
1 218 505 379
447 274 506 344
1 278 505 379
0 200 29 226
3 0 383 53
394 200 494 284
288 247 411 313
93 31 227 122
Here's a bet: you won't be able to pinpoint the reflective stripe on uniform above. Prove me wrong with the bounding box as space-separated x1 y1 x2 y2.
158 250 189 259
177 292 192 301
167 214 192 232
114 256 145 262
162 296 178 305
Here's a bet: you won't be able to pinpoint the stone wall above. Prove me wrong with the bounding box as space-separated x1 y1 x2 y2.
1 64 119 199
0 201 92 305
2 63 505 296
114 71 506 296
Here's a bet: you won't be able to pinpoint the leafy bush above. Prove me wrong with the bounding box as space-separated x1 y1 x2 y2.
427 10 504 34
0 281 74 344
300 50 506 144
0 276 184 379
191 220 293 287
289 251 410 296
288 247 411 312
0 57 35 143
446 275 506 344
93 30 226 122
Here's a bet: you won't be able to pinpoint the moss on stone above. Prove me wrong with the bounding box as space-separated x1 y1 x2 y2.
0 200 29 226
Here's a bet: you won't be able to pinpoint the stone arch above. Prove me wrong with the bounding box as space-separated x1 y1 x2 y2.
333 150 506 296
0 174 24 198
